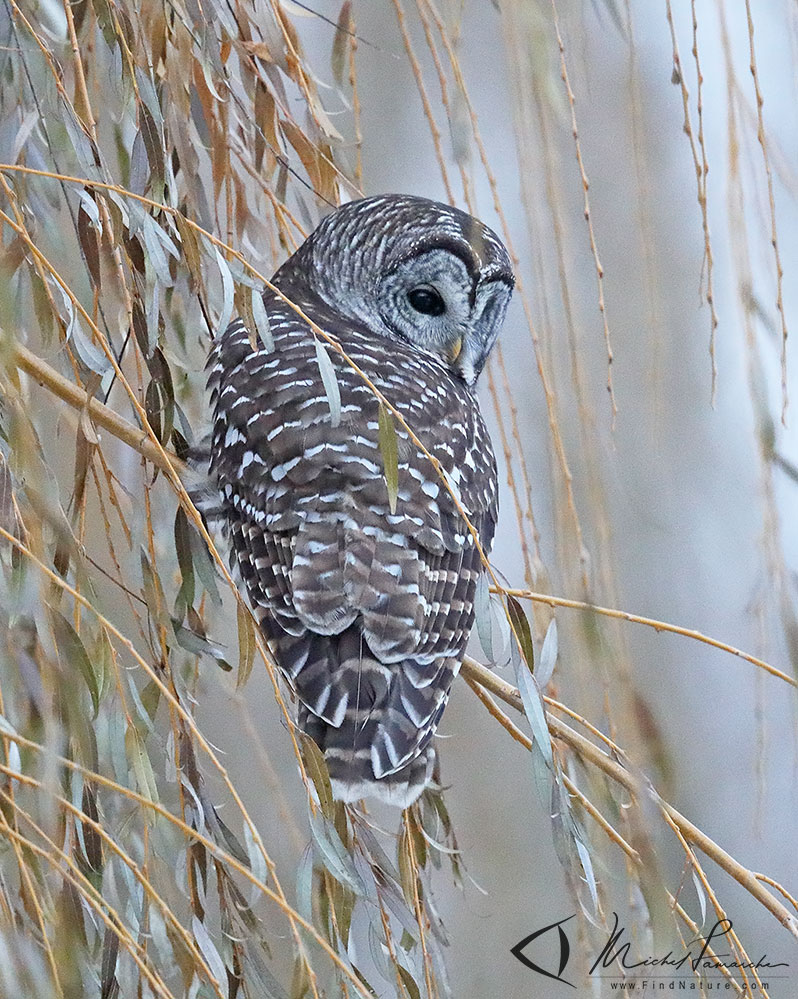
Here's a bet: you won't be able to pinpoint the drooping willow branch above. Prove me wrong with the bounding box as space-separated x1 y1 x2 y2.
6 339 798 941
462 655 798 940
9 340 793 691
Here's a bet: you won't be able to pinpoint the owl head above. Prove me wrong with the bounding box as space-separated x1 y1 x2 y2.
277 195 514 386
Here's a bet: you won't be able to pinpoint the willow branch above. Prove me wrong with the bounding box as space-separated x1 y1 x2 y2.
10 343 187 475
8 340 797 940
461 656 798 941
500 587 795 689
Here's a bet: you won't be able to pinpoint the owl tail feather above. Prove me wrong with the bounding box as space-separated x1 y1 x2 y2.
274 625 454 808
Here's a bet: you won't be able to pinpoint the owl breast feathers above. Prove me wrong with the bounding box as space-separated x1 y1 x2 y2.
207 195 513 807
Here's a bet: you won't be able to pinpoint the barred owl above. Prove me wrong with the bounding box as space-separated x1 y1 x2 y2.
207 195 513 807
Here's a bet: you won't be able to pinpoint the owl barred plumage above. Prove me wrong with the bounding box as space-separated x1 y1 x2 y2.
207 195 513 807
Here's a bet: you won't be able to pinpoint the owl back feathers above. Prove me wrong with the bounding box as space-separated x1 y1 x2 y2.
207 196 508 807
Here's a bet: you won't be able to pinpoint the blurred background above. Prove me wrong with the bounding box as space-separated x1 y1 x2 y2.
1 1 797 996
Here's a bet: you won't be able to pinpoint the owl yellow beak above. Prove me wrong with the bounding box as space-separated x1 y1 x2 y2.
447 336 463 363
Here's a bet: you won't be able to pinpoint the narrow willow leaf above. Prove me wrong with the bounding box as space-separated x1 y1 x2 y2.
355 825 401 888
175 212 203 293
78 189 101 228
107 710 129 785
61 101 99 178
140 215 173 287
213 814 249 867
575 837 599 914
397 827 417 909
550 799 572 873
243 951 288 999
134 65 163 127
529 743 551 809
139 679 161 728
100 926 119 999
125 725 158 803
139 547 169 630
127 674 158 735
92 627 114 706
377 403 399 514
189 525 222 606
130 298 148 357
145 376 163 443
492 593 512 667
192 916 227 987
78 199 102 288
331 1 352 86
295 844 314 924
301 734 334 820
368 923 393 983
30 269 54 343
0 454 17 540
149 215 180 260
127 118 148 194
10 109 39 163
6 740 20 776
80 784 103 874
146 269 160 356
0 714 20 739
50 609 100 718
308 807 365 897
374 879 418 938
330 877 355 950
244 823 269 903
537 618 558 688
280 117 322 191
276 159 288 204
172 617 229 668
236 604 256 689
514 658 552 766
105 188 130 230
251 287 275 351
397 966 421 999
290 953 310 999
506 595 535 672
214 247 235 334
692 871 707 926
314 339 341 427
473 573 492 662
60 288 111 376
138 99 165 188
174 506 195 611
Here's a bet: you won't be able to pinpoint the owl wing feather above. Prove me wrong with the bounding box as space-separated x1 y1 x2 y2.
208 300 497 806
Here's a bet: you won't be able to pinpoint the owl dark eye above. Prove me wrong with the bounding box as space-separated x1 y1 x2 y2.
407 285 446 317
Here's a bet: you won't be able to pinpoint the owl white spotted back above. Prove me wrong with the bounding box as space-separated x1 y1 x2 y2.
207 195 513 807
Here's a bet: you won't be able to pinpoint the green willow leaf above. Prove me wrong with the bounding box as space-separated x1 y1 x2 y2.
308 807 366 898
174 506 195 612
49 609 100 718
514 658 553 767
377 403 399 514
575 837 599 914
192 915 227 987
214 247 235 334
473 573 493 662
251 287 275 352
331 2 352 86
397 966 421 999
506 595 535 672
236 604 256 689
537 618 558 688
125 724 158 803
314 339 341 427
301 733 334 820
